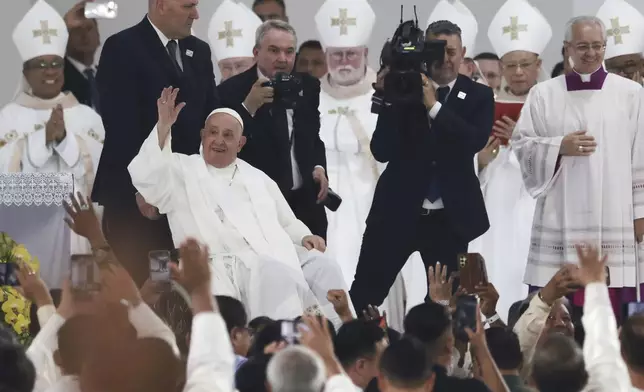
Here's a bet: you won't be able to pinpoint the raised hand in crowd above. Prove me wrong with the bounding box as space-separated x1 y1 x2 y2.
63 0 93 29
428 261 454 304
327 289 354 323
539 264 579 306
63 192 103 245
157 86 186 144
170 238 217 314
474 282 505 327
299 315 343 378
573 244 607 286
14 259 53 309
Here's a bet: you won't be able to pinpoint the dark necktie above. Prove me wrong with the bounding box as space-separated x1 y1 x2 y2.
83 68 100 115
426 86 451 203
166 40 182 73
273 105 294 191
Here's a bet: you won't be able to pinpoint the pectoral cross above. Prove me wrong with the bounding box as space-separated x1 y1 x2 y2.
32 20 58 44
607 17 630 45
502 16 528 41
218 21 242 48
331 8 357 36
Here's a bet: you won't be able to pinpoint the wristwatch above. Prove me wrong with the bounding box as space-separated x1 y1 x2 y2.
92 244 113 266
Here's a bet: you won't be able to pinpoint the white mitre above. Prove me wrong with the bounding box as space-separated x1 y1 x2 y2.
208 0 261 61
12 0 68 63
427 0 478 55
596 0 644 60
314 0 376 48
488 0 552 58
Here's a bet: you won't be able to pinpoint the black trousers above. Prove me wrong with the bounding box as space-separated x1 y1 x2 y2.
286 187 328 240
349 209 468 314
102 206 175 286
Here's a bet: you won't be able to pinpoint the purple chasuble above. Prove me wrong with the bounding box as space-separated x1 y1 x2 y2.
565 67 608 91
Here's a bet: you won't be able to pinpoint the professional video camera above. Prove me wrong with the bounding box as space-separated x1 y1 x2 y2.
261 72 303 109
378 6 446 106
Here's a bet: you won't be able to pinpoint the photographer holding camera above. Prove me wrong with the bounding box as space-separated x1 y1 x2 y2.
350 19 494 314
217 20 328 239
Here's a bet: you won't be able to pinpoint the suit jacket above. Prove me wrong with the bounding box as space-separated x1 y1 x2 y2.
92 17 219 209
216 65 326 195
63 57 92 108
367 75 493 242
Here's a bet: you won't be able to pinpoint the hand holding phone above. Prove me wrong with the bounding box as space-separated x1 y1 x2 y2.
70 254 101 296
453 295 478 342
149 250 171 285
85 2 118 19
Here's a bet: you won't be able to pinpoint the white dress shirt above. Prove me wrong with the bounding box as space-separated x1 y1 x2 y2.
66 56 97 77
422 77 457 210
147 16 183 70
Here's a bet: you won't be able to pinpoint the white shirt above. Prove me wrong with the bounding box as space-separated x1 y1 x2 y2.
422 77 457 210
147 16 183 70
66 56 97 77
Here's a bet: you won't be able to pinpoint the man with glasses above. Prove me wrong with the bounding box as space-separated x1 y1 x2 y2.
512 15 644 319
470 0 552 322
0 0 104 255
596 0 644 85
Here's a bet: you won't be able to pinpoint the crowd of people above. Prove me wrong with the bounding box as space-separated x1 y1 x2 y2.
1 0 644 391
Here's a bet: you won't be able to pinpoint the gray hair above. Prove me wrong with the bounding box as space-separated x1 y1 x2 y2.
255 19 297 49
564 16 606 42
266 346 326 392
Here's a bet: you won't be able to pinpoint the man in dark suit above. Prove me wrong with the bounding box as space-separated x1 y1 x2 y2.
62 1 101 113
350 20 493 314
93 0 220 285
217 20 329 239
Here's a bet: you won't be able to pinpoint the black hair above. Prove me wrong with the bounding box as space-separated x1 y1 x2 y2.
334 319 386 368
485 327 523 371
299 40 323 52
474 52 500 61
621 312 644 372
252 0 286 11
0 330 36 392
379 337 434 389
404 302 452 355
426 20 462 40
216 295 248 333
551 61 566 78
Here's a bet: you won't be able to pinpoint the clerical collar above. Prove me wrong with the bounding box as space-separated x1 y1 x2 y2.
208 160 239 186
565 66 607 91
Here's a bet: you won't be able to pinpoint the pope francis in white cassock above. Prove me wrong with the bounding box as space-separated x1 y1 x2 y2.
512 15 644 304
207 0 260 82
469 0 552 321
0 1 104 256
128 88 353 326
314 0 426 331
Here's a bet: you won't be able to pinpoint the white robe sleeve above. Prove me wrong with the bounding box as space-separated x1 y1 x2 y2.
183 312 235 392
128 303 180 356
127 126 180 214
582 283 631 392
265 175 312 245
511 87 565 198
52 133 80 169
26 312 66 392
26 128 55 168
633 90 644 220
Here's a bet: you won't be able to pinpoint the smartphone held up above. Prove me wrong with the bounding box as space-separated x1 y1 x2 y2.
85 2 118 19
71 254 101 297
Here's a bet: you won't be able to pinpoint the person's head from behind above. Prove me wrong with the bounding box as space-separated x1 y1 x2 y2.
563 16 607 75
54 315 98 376
23 54 65 100
0 329 35 392
620 312 644 378
474 52 502 89
253 0 288 22
266 345 326 392
254 20 297 78
236 354 273 392
501 50 542 96
334 319 389 389
326 45 368 86
404 302 453 369
296 40 327 79
485 327 523 373
378 337 435 392
532 334 588 392
201 109 246 169
148 0 199 40
425 20 466 85
216 295 251 357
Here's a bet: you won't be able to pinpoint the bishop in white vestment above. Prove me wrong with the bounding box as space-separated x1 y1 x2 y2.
512 16 644 316
207 0 260 82
128 89 352 325
470 0 552 321
0 0 104 258
314 0 426 330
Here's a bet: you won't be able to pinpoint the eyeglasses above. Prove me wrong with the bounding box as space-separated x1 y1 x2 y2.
502 59 538 71
24 60 64 70
329 51 360 62
572 43 606 54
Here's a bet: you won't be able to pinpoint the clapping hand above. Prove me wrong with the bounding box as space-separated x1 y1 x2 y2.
157 87 186 143
560 131 597 156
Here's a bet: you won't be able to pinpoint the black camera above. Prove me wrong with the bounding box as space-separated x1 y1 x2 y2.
261 72 303 109
379 6 446 106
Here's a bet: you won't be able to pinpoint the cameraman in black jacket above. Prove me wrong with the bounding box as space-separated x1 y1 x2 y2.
350 20 494 314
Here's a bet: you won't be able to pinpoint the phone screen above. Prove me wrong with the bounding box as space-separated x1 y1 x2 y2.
84 2 118 19
71 255 100 294
149 250 171 283
453 295 478 342
627 302 644 318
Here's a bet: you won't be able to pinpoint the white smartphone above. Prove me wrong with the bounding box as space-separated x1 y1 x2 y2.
85 2 118 19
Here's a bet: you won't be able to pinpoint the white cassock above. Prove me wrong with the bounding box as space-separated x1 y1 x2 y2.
128 127 352 326
468 89 534 321
0 92 104 286
513 71 644 288
319 69 427 331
